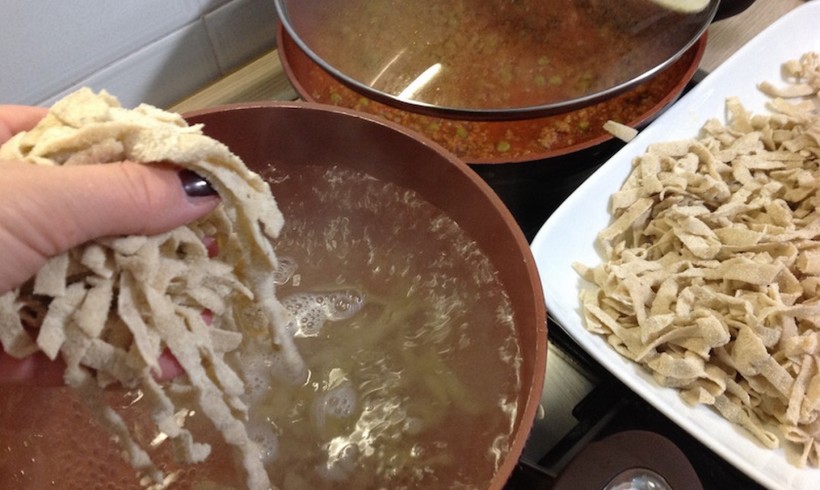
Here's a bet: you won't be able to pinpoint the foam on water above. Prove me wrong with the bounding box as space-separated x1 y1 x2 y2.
312 381 358 433
247 418 280 466
281 289 365 337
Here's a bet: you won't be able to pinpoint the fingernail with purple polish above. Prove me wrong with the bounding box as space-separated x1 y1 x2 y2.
179 169 217 198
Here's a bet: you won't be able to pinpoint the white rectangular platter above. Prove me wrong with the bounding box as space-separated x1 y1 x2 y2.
530 3 820 489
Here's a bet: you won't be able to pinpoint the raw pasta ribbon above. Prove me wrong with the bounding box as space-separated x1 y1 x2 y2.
0 88 293 489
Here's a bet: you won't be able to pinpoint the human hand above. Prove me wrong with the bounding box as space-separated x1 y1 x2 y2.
0 104 220 385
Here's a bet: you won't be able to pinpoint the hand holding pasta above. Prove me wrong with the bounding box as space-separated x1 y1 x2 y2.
0 106 222 297
0 103 221 386
0 89 295 489
575 52 820 466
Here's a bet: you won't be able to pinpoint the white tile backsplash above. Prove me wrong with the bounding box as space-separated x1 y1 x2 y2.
0 0 277 108
43 23 221 109
204 0 277 73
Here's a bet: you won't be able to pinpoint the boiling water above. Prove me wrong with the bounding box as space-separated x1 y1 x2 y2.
243 165 522 488
0 165 522 489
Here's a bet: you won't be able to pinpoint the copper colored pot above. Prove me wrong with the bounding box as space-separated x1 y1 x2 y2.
273 0 718 119
0 103 547 489
184 102 549 489
277 26 706 164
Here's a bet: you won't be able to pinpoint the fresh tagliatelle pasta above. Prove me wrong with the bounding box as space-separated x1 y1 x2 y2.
0 88 301 489
574 52 820 466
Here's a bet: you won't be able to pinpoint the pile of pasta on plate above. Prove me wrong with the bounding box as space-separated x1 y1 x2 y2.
575 52 820 466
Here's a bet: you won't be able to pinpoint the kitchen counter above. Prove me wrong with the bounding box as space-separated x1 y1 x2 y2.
168 0 807 486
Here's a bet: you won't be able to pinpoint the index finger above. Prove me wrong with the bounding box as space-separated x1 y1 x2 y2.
0 105 48 142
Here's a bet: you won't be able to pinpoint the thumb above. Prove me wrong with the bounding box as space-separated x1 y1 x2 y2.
0 161 219 293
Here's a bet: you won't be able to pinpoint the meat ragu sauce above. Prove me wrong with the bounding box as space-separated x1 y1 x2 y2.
285 32 700 163
0 165 522 490
294 0 701 111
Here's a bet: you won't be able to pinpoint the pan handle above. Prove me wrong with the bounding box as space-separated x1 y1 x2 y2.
713 0 756 22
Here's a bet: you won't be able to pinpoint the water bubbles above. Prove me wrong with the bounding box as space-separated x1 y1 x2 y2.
240 334 309 394
327 290 365 320
281 289 366 338
322 383 357 419
312 381 358 433
247 420 280 466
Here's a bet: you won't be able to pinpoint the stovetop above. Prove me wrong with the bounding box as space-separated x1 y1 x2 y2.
507 326 764 489
467 101 765 489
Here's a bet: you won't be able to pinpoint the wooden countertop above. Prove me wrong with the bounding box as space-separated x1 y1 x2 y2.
170 0 806 114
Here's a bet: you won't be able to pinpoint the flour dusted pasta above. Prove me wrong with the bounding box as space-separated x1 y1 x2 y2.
0 88 297 489
575 52 820 466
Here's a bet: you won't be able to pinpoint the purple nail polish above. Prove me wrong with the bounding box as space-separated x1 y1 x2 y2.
179 169 217 197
